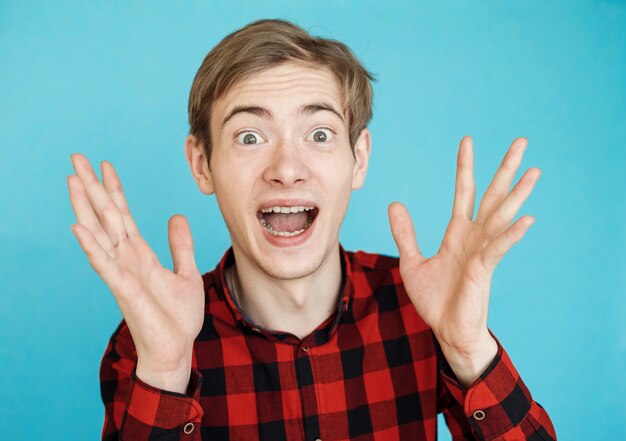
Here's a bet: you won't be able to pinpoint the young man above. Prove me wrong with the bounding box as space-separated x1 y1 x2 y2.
68 19 556 441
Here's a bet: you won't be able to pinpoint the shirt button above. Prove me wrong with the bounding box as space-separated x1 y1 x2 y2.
473 410 486 420
302 346 309 352
183 422 195 434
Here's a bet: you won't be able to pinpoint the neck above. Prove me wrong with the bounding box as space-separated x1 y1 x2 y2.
227 246 343 340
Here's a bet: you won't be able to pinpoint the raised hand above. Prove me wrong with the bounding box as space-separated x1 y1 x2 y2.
68 154 204 393
389 137 540 385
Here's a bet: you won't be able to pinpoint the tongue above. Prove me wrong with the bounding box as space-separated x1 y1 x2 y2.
264 212 308 232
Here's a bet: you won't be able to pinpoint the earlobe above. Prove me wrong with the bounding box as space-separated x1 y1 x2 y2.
184 135 215 195
351 128 371 190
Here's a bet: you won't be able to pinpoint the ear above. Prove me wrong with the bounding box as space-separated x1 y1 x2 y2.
185 134 215 195
351 128 371 190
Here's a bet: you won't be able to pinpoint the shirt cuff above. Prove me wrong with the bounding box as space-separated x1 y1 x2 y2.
122 368 204 435
440 334 535 440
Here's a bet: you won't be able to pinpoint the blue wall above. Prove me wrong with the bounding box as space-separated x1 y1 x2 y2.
1 1 624 439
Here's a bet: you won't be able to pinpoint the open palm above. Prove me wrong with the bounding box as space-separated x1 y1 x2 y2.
389 136 540 353
68 154 204 383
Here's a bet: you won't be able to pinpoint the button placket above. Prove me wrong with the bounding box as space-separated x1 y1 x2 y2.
294 343 320 440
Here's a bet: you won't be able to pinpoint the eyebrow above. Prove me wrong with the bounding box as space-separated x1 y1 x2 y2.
222 106 272 127
221 102 344 128
299 102 344 122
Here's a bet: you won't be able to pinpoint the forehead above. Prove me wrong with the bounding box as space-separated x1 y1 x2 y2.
214 62 343 118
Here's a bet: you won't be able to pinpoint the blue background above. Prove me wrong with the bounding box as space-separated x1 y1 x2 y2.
1 1 624 439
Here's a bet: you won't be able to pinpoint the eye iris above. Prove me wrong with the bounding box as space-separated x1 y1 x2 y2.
243 133 257 144
313 130 327 142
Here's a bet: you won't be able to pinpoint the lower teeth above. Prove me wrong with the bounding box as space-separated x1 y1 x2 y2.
259 218 311 237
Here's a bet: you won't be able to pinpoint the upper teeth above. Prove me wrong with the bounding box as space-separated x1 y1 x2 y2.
260 206 314 214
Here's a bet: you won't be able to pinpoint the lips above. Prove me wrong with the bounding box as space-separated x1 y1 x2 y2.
256 202 319 238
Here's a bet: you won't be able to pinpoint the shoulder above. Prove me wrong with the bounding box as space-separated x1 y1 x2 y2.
344 248 403 303
199 248 234 306
201 267 220 299
344 249 432 336
347 249 399 272
101 319 137 368
108 319 131 343
345 249 401 293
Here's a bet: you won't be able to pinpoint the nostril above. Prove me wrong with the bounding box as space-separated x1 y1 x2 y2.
268 177 305 185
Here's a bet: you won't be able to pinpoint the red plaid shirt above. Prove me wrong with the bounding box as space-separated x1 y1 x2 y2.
100 247 556 440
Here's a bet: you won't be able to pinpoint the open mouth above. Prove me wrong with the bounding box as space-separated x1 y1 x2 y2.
256 205 319 237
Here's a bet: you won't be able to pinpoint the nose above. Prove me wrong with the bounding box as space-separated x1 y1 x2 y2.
262 141 310 186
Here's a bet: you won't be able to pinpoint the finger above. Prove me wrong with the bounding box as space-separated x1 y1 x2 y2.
480 215 535 272
483 168 541 238
101 161 140 236
71 223 122 289
451 136 476 220
475 138 527 225
68 175 115 254
71 153 128 246
168 214 198 277
388 202 425 264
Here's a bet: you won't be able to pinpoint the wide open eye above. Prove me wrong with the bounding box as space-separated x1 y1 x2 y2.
307 128 334 143
236 131 264 145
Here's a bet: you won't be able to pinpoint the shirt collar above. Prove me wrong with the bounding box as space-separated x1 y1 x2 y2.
213 245 354 345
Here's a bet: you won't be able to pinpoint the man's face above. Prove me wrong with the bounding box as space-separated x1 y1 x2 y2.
188 62 370 280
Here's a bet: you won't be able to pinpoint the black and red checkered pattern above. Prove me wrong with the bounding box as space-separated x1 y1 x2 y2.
100 248 556 440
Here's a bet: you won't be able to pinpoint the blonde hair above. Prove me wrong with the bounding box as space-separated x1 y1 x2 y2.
188 19 374 159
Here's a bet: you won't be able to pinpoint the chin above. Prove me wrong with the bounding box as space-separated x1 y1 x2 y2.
255 250 326 281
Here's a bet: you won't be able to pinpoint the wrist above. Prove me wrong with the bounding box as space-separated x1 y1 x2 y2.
437 331 498 387
136 356 193 394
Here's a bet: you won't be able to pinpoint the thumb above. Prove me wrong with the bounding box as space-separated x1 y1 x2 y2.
168 214 198 276
388 202 424 264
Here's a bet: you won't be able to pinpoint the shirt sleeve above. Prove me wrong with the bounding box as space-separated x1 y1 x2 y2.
100 321 204 440
435 332 557 441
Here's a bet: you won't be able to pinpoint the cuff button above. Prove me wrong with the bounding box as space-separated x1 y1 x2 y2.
473 410 486 420
183 422 195 434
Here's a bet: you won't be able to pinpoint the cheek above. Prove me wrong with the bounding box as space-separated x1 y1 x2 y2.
321 159 356 204
213 175 246 219
329 152 357 184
